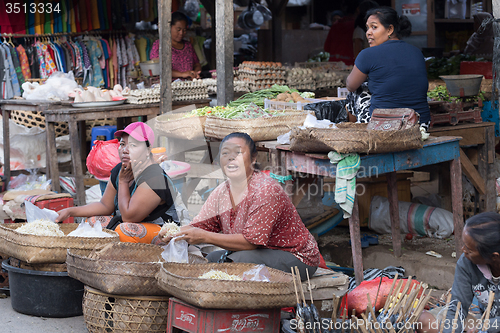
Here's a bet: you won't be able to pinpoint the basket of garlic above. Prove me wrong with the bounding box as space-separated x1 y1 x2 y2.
67 241 207 296
156 262 295 309
0 222 119 264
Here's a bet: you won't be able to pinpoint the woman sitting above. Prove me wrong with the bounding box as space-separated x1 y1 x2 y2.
160 132 320 280
346 7 430 129
56 122 175 244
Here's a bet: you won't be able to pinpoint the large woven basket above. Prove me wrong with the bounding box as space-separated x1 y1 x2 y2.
156 262 296 309
67 243 207 296
204 112 308 142
0 223 119 264
289 123 423 154
83 286 169 333
154 112 206 140
11 110 69 137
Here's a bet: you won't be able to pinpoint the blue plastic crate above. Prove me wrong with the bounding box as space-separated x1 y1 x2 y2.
481 101 500 137
91 126 117 148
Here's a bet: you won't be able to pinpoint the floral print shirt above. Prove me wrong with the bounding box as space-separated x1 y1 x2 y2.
190 171 320 267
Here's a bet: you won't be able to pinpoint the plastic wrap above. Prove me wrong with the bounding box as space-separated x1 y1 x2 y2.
161 237 189 263
303 100 347 124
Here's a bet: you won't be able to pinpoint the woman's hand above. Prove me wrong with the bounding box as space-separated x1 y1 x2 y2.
119 162 135 184
161 225 208 245
182 70 201 80
55 207 73 223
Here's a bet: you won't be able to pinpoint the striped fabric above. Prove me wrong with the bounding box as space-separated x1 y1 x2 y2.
328 152 361 218
348 266 406 291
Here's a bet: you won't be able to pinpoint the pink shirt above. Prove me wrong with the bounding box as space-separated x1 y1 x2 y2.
190 171 320 267
150 40 199 73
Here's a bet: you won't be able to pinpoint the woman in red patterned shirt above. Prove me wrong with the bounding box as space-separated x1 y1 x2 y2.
160 133 320 280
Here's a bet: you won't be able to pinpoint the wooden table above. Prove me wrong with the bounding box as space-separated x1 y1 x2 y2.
259 136 464 286
43 103 160 205
429 122 495 213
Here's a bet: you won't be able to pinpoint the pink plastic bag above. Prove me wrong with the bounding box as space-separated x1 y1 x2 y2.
86 139 120 180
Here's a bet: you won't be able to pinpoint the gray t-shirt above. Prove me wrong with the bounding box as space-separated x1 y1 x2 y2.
445 254 500 333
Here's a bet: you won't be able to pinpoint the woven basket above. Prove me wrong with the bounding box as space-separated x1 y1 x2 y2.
154 112 206 140
67 243 207 296
289 123 424 154
0 223 119 264
156 262 296 309
11 110 69 137
204 112 308 142
83 286 169 333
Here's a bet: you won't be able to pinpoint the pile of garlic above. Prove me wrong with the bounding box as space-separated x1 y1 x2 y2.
172 79 209 102
71 84 130 103
16 219 65 237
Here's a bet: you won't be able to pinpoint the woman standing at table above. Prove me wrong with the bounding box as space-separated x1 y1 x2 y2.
150 12 201 80
346 7 430 129
160 132 320 280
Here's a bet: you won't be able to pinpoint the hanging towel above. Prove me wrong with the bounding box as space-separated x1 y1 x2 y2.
328 151 360 218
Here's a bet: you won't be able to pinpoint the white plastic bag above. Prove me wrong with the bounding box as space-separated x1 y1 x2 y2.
23 71 78 101
25 201 59 223
0 116 47 170
301 113 337 129
242 264 271 282
67 220 113 238
161 236 189 263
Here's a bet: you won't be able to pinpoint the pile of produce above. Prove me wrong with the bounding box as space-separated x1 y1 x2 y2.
185 104 284 119
172 79 209 101
182 85 313 119
427 85 485 103
16 220 65 237
228 84 304 108
198 270 243 281
238 61 287 92
426 54 482 80
269 91 310 104
160 222 181 237
306 51 330 63
286 67 315 91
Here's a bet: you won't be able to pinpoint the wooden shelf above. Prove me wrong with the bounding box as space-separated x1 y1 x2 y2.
434 18 474 23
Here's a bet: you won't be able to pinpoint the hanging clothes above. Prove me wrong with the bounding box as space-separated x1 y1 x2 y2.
9 46 25 90
0 45 14 99
1 44 21 96
16 45 32 80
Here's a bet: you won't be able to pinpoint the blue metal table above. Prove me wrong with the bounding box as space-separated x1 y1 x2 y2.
267 136 463 285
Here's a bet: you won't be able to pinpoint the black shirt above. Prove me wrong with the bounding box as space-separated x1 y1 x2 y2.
110 163 174 223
